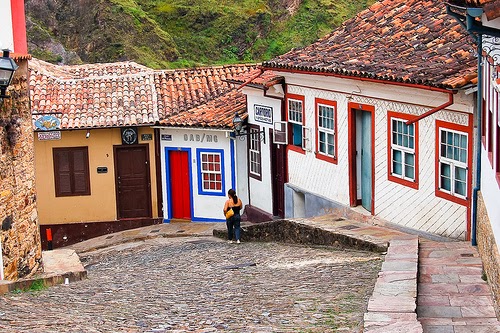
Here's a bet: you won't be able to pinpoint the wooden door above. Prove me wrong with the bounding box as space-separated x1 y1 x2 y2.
271 128 286 218
114 145 152 219
169 150 191 220
348 103 374 214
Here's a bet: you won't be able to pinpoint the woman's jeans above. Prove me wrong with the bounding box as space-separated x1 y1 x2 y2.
226 214 241 241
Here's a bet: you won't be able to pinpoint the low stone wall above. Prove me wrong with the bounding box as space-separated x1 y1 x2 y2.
0 59 42 280
213 219 388 252
476 192 500 317
363 236 422 332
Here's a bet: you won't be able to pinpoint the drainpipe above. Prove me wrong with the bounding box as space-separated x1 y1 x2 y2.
406 93 454 126
471 31 482 246
446 4 487 246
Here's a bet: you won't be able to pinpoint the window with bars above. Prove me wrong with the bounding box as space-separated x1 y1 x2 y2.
438 129 468 198
53 147 90 197
287 95 304 149
248 125 262 180
198 150 224 194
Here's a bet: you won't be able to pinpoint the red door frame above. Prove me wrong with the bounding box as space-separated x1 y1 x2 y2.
167 149 192 220
347 102 376 215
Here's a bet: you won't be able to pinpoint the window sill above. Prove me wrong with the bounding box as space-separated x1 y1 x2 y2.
435 189 469 207
288 145 306 155
388 174 419 190
315 152 337 164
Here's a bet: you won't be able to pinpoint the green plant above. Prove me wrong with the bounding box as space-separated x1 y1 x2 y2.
11 279 47 294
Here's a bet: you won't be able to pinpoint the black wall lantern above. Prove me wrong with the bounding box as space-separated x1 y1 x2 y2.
0 50 19 103
232 112 266 143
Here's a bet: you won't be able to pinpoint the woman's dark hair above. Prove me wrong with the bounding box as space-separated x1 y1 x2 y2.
228 189 238 204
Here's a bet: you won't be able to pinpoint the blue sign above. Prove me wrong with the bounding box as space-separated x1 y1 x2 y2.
34 115 61 131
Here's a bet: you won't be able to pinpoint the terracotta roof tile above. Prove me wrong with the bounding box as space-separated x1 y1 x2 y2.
30 59 257 130
262 0 478 89
226 69 285 89
158 90 246 129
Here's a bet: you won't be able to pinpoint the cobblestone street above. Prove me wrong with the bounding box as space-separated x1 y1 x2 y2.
0 237 382 333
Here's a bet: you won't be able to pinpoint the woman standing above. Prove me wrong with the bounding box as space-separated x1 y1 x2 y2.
223 189 243 244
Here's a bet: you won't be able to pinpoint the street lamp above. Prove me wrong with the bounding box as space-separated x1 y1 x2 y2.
0 50 19 103
232 112 266 143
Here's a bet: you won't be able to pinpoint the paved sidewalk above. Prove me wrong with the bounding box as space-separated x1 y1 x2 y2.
418 240 500 332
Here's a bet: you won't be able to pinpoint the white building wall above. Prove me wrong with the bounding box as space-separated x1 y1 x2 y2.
244 88 284 213
159 127 234 222
284 73 473 239
480 25 500 253
481 147 500 254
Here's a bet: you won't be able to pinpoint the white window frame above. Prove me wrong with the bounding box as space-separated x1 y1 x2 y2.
288 98 303 148
438 128 468 199
273 121 288 145
390 118 416 181
200 151 223 193
249 126 262 180
302 127 312 152
288 98 303 125
317 103 336 158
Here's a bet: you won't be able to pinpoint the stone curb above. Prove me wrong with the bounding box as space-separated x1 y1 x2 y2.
0 249 87 295
363 236 422 333
213 220 389 252
0 268 87 295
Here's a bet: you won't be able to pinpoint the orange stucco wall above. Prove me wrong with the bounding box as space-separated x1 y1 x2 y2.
34 127 158 225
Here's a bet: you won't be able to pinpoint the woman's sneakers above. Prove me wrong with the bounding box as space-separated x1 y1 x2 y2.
236 240 241 244
228 240 241 244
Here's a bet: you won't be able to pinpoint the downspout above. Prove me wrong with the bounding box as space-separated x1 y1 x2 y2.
406 92 454 125
446 4 485 245
471 31 482 246
236 68 264 90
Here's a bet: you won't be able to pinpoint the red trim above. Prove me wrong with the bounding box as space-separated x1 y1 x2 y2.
434 118 473 211
348 106 357 207
314 98 338 164
347 102 375 215
496 121 500 186
387 111 419 189
11 0 27 55
286 93 306 155
262 67 455 94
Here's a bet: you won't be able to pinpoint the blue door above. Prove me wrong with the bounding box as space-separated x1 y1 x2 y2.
360 111 372 212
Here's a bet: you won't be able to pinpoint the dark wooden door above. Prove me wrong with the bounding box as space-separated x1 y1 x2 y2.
169 150 191 220
271 128 286 218
114 145 152 219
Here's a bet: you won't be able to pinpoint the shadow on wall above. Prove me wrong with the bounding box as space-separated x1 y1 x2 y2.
284 184 345 219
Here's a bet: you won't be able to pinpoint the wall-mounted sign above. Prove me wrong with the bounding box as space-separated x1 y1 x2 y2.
121 127 138 145
141 134 153 141
161 134 172 141
37 131 61 141
97 167 108 174
183 133 218 143
254 104 273 124
34 115 60 131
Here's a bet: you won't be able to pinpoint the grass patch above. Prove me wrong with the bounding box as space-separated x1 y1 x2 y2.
12 279 47 294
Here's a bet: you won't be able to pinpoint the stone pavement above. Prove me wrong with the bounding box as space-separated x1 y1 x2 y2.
2 217 499 332
417 239 500 332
